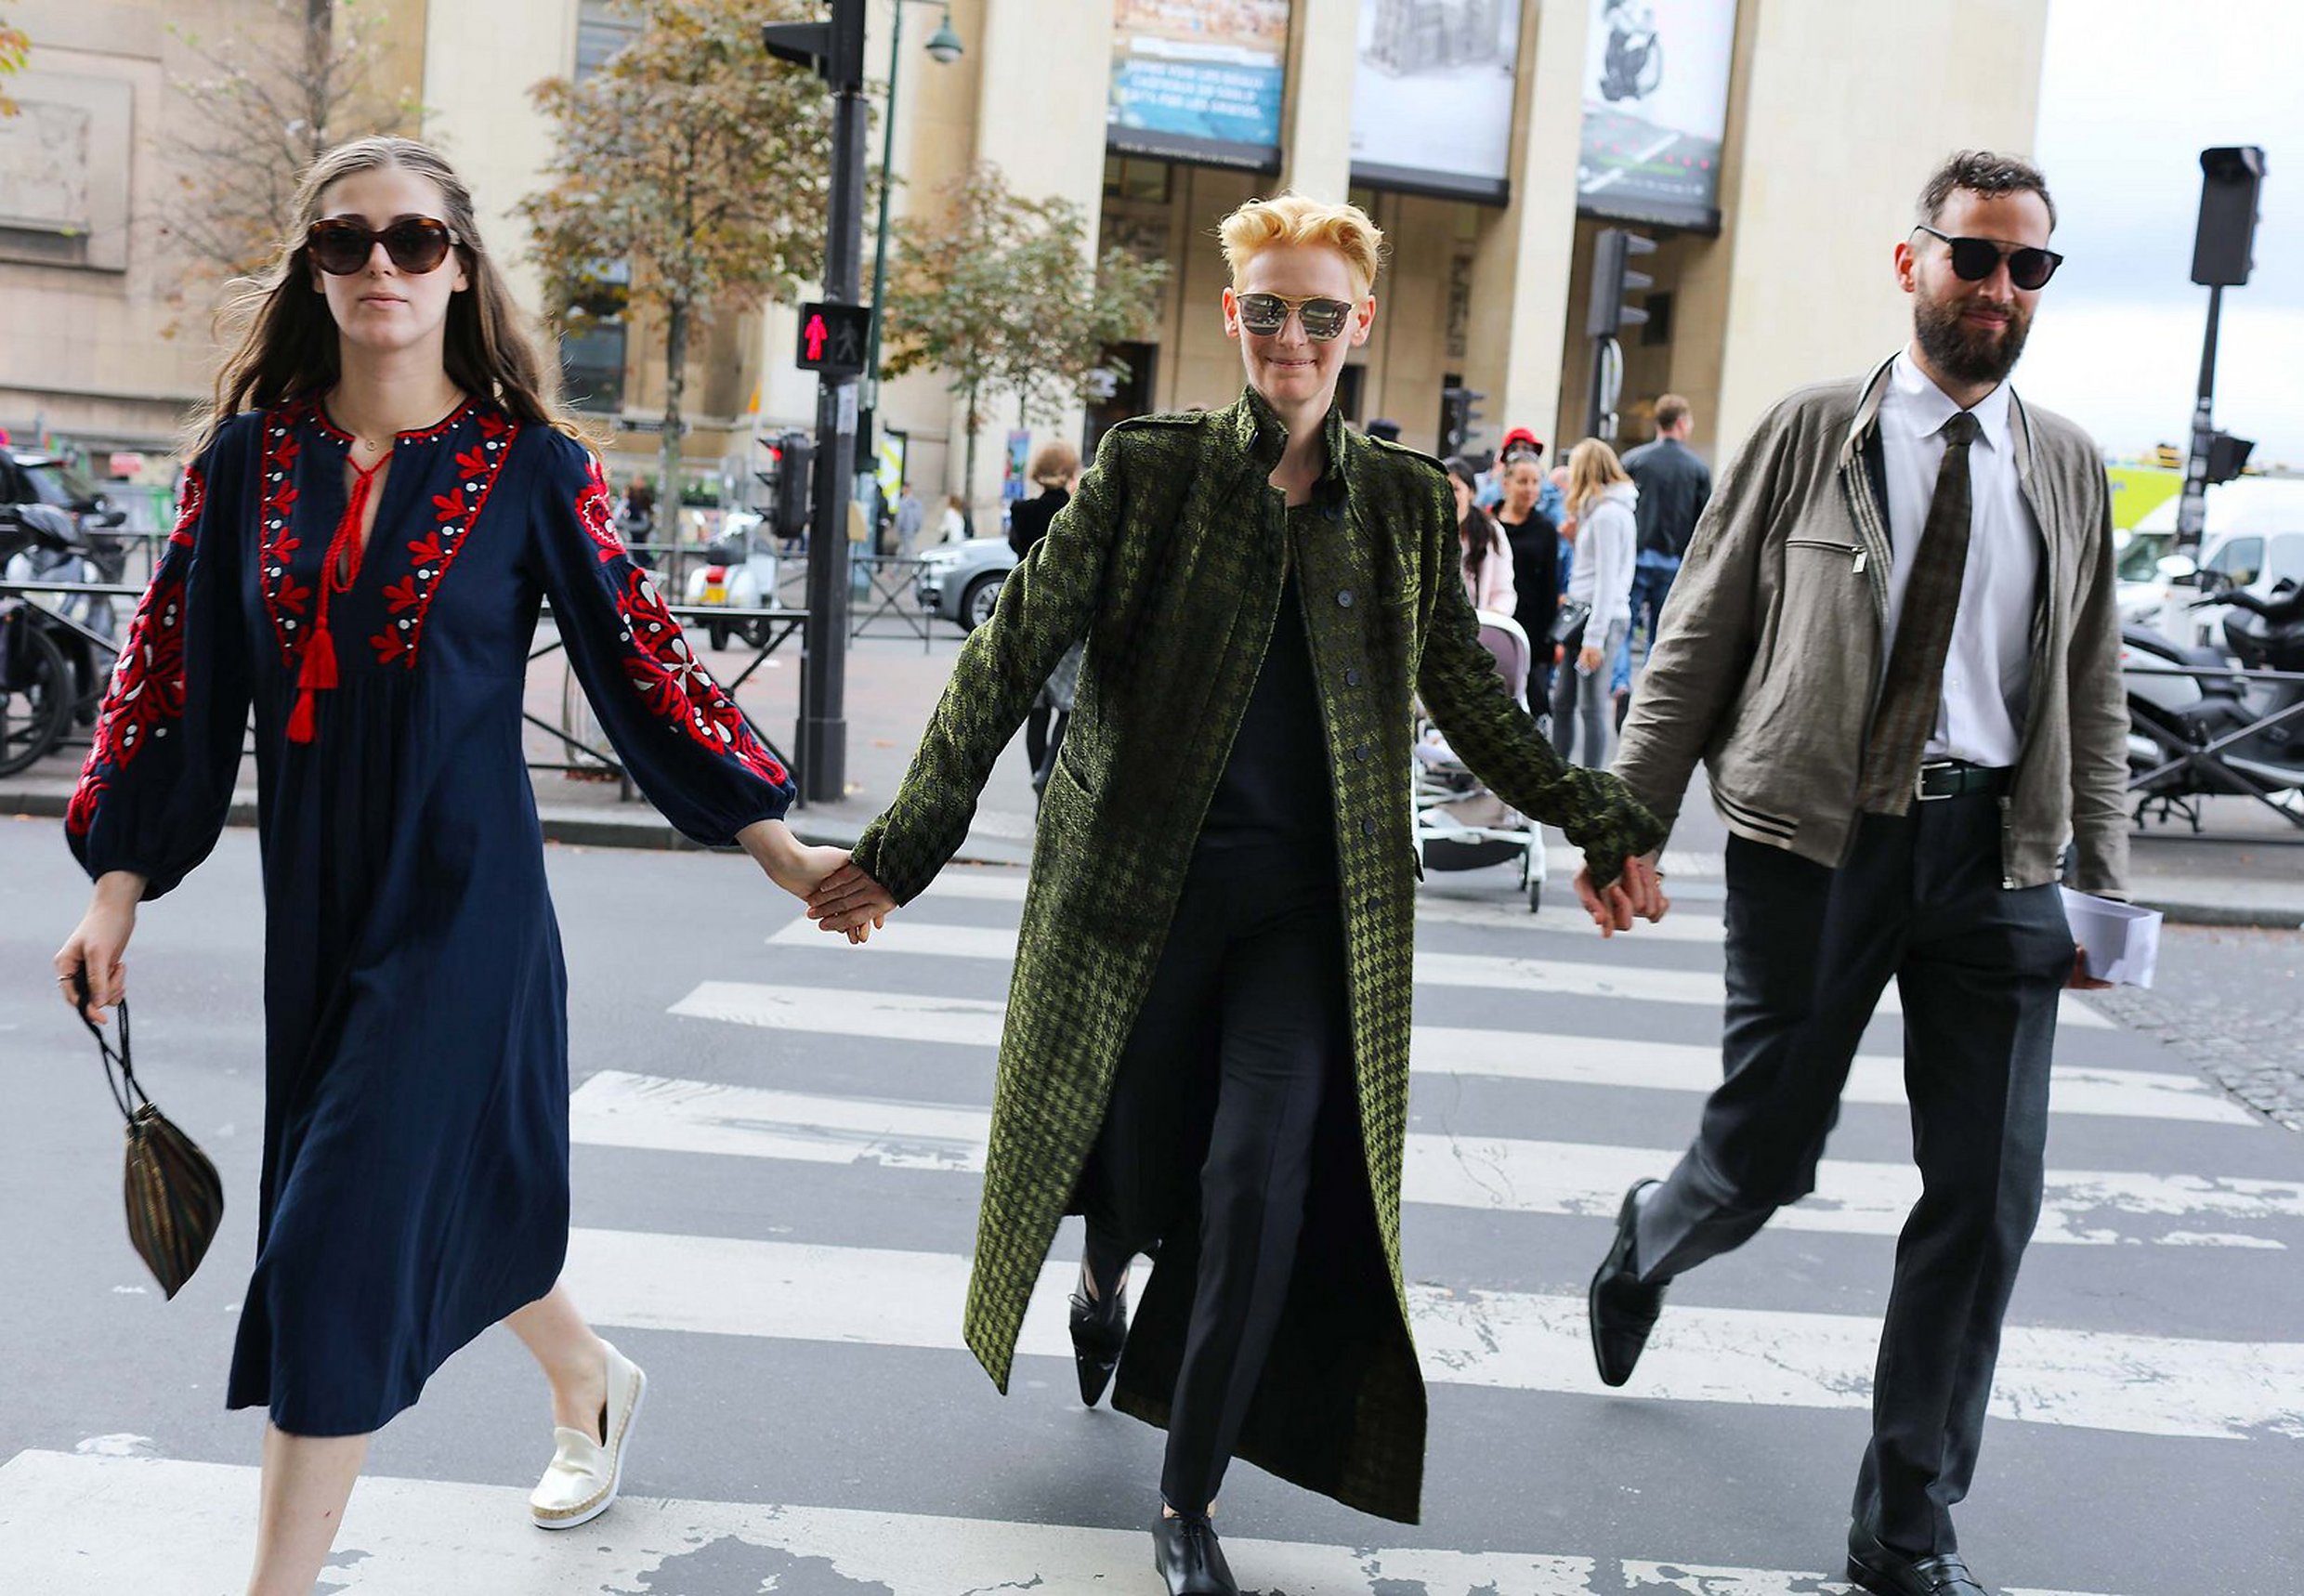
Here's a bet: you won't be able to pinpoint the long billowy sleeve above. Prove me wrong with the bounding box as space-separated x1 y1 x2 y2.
65 439 253 899
535 436 795 843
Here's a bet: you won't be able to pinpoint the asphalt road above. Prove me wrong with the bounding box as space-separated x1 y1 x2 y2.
1 816 2298 1595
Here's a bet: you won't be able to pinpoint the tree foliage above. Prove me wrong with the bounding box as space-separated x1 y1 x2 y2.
164 1 418 281
520 0 835 500
0 16 30 119
882 164 1169 507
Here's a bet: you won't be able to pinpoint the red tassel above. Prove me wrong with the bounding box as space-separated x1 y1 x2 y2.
298 623 338 689
286 688 317 744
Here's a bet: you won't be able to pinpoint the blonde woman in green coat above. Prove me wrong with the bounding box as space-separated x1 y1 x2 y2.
807 194 1669 1594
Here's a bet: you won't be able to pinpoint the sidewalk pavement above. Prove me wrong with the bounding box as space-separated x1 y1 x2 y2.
9 631 2303 928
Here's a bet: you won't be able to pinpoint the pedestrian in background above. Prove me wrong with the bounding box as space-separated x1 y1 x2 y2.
1009 440 1084 800
894 479 923 557
1447 455 1516 614
1493 452 1561 701
937 491 969 544
1550 438 1637 767
1586 150 2122 1596
1612 393 1712 720
49 137 845 1596
802 191 1666 1596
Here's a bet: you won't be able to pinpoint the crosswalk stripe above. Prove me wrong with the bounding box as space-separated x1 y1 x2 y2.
668 982 2237 1123
923 868 1735 943
766 918 2117 1029
569 1071 2298 1249
553 1227 2304 1442
0 1451 2129 1596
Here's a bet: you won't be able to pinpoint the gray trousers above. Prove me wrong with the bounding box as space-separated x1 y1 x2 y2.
1551 617 1627 765
1633 797 2075 1556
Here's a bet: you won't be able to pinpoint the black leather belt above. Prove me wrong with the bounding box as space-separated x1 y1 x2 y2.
1915 759 2012 802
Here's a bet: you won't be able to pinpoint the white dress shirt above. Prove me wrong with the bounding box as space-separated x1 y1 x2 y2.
1877 349 2041 767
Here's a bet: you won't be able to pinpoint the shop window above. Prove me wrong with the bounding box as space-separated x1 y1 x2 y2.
1103 155 1172 203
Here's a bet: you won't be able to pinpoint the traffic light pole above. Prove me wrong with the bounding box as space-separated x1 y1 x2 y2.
781 4 871 806
2175 283 2222 556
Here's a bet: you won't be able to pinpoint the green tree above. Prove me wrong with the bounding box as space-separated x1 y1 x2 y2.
164 0 418 281
0 16 30 119
882 164 1169 517
521 0 834 507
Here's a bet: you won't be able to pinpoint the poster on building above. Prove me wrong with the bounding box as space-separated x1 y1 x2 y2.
1575 0 1736 232
1350 0 1525 202
1108 0 1291 170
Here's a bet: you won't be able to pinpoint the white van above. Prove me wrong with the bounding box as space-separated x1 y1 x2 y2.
2115 476 2304 652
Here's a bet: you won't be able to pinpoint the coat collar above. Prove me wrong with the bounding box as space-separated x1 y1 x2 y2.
1225 386 1352 504
1839 349 2037 482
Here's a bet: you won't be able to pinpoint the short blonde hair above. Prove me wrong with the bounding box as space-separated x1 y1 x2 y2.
1219 193 1385 298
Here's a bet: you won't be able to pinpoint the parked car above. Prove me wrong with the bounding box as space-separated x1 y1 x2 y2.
0 445 122 529
914 535 1015 632
2118 477 2304 651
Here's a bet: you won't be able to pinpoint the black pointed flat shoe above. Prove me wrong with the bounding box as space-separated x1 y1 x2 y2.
1153 1511 1237 1596
1067 1277 1129 1407
1589 1177 1667 1387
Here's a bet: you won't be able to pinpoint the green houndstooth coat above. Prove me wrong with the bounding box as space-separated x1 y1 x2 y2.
849 388 1664 1523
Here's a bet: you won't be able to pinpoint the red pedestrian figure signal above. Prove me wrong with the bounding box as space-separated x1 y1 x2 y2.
794 301 871 377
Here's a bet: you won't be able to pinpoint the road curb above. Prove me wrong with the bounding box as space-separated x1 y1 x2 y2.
2130 896 2304 931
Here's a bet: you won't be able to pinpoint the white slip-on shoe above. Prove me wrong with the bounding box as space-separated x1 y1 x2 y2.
530 1341 647 1530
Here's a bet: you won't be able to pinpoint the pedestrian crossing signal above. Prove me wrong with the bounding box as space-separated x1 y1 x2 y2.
796 302 871 377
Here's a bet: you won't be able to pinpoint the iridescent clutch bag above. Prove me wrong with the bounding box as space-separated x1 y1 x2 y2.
74 984 225 1299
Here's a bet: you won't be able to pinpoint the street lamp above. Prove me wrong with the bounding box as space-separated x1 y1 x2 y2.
860 2 962 478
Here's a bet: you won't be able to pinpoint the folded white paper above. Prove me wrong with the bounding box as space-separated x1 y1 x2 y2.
2059 888 2163 988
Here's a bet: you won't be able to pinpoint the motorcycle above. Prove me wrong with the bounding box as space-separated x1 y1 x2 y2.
2123 572 2304 829
0 494 128 726
0 501 82 774
680 507 778 651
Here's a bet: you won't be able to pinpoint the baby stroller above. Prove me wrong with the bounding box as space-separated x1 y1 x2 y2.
1413 609 1548 910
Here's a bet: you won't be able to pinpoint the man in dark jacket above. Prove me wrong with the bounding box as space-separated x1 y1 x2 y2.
1615 394 1710 716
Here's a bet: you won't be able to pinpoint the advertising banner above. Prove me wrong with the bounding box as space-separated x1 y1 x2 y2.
1350 0 1525 203
1108 0 1291 170
1575 0 1737 231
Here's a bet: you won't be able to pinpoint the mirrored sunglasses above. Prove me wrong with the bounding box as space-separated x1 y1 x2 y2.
1236 292 1355 341
1913 224 2062 292
307 216 461 277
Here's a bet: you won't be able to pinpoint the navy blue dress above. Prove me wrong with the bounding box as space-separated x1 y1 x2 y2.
67 397 795 1435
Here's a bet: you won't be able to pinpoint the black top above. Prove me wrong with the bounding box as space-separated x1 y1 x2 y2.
1007 487 1070 558
1198 512 1336 861
1499 509 1561 647
1619 436 1712 559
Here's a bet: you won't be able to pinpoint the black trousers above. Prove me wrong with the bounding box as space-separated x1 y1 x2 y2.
1077 850 1349 1513
1632 795 2075 1556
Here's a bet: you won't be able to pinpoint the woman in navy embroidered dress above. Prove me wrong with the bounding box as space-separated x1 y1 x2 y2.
51 137 845 1595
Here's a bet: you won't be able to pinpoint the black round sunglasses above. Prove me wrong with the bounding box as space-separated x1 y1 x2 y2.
1912 224 2062 291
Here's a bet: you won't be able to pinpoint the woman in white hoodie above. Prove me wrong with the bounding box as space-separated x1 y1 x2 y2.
1550 438 1637 766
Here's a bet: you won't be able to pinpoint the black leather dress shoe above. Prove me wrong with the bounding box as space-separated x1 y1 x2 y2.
1588 1178 1667 1387
1153 1511 1237 1596
1067 1276 1129 1407
1847 1523 1990 1595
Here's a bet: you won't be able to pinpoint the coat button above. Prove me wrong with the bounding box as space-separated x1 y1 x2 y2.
1345 667 1362 687
1324 504 1342 522
1355 742 1371 762
1337 588 1354 608
1361 818 1378 837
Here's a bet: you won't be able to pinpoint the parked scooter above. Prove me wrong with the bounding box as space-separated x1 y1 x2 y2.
682 507 778 650
2123 571 2304 828
0 495 128 725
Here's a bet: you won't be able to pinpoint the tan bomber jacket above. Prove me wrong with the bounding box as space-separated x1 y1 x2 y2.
1613 353 2129 896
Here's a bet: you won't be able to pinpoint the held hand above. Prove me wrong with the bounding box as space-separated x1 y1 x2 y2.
1573 855 1669 938
1553 643 1565 664
806 860 899 936
738 819 850 900
1577 644 1604 674
55 873 144 1025
2067 945 2114 991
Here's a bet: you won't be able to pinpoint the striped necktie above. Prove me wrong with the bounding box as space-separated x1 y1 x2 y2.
1857 409 1981 814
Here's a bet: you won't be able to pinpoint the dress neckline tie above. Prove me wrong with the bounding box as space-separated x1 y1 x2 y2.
287 450 388 745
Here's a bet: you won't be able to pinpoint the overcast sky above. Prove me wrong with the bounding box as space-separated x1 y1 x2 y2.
2019 0 2303 466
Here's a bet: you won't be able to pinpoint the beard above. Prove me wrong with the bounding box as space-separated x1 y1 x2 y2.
1914 286 2033 386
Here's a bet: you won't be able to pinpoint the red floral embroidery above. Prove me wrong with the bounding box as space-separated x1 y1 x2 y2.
67 468 203 836
367 408 517 668
575 456 626 564
609 564 788 786
256 408 308 665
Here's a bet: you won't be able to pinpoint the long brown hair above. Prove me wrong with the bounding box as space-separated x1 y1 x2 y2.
190 137 583 456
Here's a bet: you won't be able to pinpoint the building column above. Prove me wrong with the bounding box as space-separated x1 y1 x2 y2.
1278 0 1356 202
1483 0 1591 451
